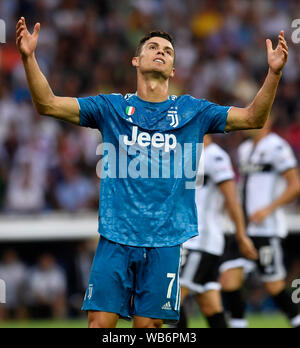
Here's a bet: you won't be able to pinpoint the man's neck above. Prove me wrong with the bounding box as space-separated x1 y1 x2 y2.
136 72 169 102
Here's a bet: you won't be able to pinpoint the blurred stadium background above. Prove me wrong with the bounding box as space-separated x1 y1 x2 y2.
0 0 300 328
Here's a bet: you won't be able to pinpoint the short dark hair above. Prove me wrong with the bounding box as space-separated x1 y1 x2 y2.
136 30 175 56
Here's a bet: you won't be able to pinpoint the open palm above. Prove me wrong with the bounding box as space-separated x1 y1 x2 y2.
16 17 40 58
267 30 288 75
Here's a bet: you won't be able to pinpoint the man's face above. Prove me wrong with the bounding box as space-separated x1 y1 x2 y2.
132 36 175 79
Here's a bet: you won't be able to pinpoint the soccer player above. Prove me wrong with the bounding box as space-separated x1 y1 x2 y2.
220 119 300 328
177 135 258 328
16 16 288 328
219 233 252 328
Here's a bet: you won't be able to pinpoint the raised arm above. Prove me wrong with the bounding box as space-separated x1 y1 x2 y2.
225 31 288 132
16 17 80 125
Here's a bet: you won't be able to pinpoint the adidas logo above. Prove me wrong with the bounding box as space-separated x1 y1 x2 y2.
161 301 172 310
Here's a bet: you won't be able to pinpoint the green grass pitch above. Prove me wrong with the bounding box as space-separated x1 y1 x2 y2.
0 313 291 328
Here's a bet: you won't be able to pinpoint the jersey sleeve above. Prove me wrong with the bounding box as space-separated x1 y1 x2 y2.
197 99 231 134
208 150 235 184
272 138 298 173
77 94 107 130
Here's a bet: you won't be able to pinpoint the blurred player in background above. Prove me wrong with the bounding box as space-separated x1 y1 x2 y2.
219 232 252 328
16 14 288 328
220 119 300 328
177 135 257 328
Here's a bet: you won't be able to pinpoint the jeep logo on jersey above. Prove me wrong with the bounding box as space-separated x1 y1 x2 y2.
123 126 177 152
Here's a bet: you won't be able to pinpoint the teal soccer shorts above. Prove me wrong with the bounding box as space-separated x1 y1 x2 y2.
82 236 181 322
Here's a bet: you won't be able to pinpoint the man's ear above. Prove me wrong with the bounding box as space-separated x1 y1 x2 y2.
132 56 139 68
170 67 176 78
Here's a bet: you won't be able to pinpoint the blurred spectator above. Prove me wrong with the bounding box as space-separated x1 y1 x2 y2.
0 250 28 320
74 241 95 293
5 146 47 213
284 110 300 160
191 1 224 39
69 240 95 316
54 163 96 212
27 253 67 319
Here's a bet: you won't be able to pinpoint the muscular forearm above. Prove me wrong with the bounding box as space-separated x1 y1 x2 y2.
268 186 300 213
267 169 300 213
219 181 247 240
22 53 55 115
229 200 259 260
247 68 282 128
227 199 247 241
17 17 80 124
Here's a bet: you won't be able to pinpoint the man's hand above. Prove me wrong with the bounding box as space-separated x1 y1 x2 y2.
225 31 287 132
15 17 80 124
267 30 288 75
16 17 40 58
249 206 273 224
237 236 258 261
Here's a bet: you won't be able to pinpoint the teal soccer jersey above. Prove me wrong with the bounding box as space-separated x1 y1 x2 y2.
77 93 230 247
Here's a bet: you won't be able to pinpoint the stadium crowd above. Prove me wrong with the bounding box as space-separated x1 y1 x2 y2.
0 0 300 213
0 242 95 320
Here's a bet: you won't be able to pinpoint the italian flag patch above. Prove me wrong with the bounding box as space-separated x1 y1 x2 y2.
126 106 135 116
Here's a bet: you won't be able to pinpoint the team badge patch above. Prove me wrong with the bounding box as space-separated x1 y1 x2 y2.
126 106 135 116
167 107 179 128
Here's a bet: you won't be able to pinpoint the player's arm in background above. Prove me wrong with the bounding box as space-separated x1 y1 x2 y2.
225 31 288 132
250 168 300 224
218 180 258 260
16 17 79 125
206 141 258 260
